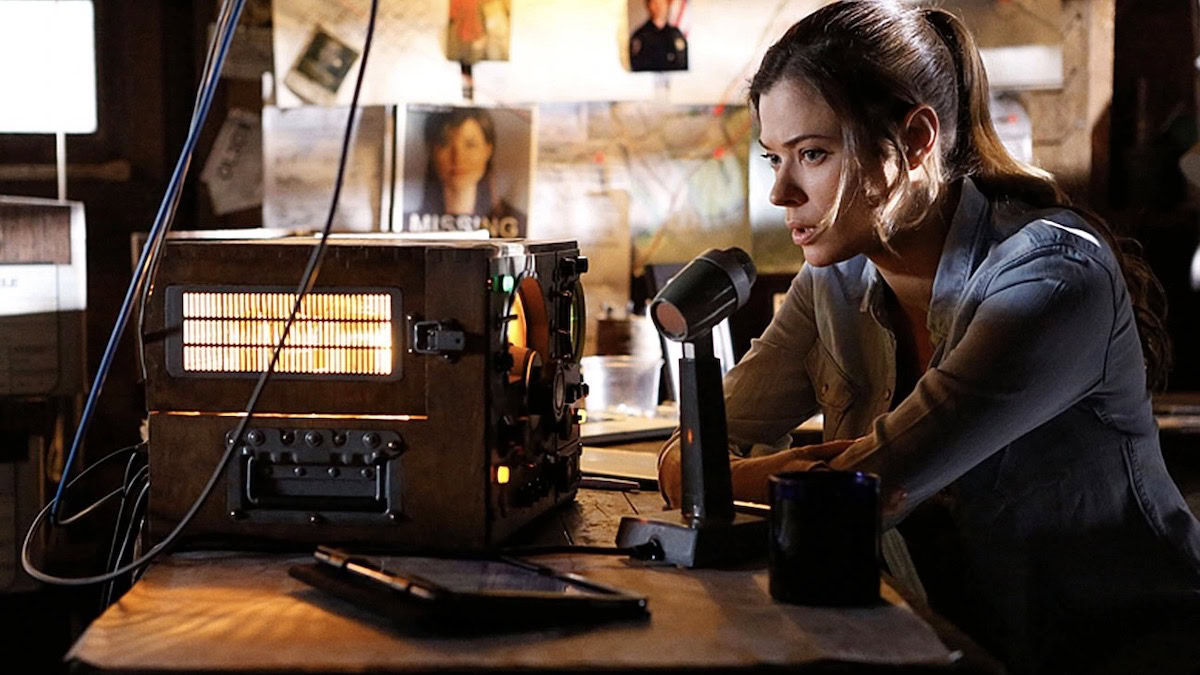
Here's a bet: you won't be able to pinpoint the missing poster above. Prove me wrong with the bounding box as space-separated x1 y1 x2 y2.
400 105 532 238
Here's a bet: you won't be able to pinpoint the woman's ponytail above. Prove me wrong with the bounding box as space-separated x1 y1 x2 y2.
922 8 1064 204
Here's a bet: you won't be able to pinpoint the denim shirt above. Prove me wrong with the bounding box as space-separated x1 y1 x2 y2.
722 179 1200 672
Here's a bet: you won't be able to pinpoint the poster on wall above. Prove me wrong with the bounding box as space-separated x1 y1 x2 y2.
627 0 688 72
400 104 533 238
283 26 362 105
272 0 828 107
262 105 389 232
272 0 462 108
531 102 752 273
446 0 512 64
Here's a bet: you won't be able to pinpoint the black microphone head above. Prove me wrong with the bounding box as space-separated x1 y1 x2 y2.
650 247 757 342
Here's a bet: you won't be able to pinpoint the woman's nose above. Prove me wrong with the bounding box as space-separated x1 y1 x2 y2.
770 173 806 207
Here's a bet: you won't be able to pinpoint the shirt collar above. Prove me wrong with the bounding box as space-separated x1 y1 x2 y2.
858 177 991 341
927 177 990 340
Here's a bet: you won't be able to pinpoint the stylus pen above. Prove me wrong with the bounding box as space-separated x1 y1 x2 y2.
579 476 642 492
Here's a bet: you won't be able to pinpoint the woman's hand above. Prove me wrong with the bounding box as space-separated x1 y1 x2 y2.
791 438 857 462
658 438 859 508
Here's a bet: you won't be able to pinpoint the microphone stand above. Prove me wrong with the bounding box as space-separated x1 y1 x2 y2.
615 331 766 567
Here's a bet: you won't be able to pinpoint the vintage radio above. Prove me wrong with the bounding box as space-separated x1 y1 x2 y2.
142 233 587 551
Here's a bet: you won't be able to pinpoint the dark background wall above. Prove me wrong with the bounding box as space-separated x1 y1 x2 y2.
1110 0 1200 392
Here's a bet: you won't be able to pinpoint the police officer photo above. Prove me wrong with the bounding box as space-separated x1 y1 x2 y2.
629 0 688 72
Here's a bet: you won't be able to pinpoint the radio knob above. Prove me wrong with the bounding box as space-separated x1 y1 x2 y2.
246 430 265 446
304 431 324 447
565 382 589 404
362 432 381 449
558 256 589 278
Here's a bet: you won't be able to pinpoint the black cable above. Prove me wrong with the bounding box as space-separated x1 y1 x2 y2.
57 487 125 528
52 444 146 528
100 466 147 610
386 105 399 230
105 482 151 606
22 0 382 587
103 463 149 577
119 450 144 497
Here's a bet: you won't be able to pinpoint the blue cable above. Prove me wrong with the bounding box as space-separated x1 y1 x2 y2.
50 0 247 523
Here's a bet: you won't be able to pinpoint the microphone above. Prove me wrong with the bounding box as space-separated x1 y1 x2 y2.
650 248 756 342
615 247 764 567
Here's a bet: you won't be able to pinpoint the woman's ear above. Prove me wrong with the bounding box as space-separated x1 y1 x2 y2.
901 105 939 171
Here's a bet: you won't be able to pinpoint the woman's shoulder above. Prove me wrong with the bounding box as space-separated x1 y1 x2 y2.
986 202 1120 276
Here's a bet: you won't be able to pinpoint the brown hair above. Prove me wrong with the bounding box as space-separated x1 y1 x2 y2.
748 0 1171 390
420 107 497 216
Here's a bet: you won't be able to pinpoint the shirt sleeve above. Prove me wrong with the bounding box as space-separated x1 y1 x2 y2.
722 264 822 455
830 245 1118 516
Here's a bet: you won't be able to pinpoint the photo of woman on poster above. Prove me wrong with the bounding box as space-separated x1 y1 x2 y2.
446 0 512 64
402 106 530 238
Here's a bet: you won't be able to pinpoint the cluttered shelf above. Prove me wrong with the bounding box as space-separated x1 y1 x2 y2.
65 487 1003 674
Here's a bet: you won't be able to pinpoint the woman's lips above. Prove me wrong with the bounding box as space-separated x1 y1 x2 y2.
789 223 820 246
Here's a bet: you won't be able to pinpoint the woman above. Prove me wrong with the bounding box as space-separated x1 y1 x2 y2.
657 2 1200 672
415 107 525 237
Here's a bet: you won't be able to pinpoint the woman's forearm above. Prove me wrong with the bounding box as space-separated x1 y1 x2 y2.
658 441 852 507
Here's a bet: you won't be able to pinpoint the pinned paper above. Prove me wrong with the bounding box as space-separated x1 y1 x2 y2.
200 109 263 216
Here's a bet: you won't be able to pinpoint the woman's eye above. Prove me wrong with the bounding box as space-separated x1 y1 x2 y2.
800 148 828 163
760 152 781 168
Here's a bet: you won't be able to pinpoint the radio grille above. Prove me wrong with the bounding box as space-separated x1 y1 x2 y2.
177 291 394 377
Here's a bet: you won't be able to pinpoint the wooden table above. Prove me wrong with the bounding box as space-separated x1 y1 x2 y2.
65 488 999 674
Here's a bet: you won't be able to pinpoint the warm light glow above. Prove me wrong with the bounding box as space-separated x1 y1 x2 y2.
507 289 527 349
496 465 510 484
180 291 393 376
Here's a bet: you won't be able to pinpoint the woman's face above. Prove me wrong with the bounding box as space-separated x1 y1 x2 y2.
758 79 882 267
432 118 493 192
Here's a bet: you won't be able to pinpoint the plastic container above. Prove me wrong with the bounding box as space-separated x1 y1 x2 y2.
580 355 663 417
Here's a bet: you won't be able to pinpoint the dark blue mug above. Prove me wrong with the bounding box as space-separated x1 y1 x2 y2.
768 470 881 606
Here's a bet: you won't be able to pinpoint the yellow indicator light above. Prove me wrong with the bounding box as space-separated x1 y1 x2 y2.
496 465 511 485
578 408 588 423
181 291 393 376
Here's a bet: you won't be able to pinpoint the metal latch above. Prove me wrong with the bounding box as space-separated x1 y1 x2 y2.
410 320 465 355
